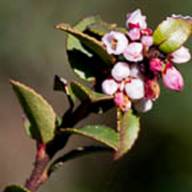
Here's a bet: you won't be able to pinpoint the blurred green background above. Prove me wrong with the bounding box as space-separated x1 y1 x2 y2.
1 0 192 191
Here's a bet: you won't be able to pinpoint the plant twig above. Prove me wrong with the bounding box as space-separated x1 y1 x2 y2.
25 143 50 192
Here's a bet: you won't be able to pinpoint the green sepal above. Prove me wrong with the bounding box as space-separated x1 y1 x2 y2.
61 125 119 150
114 109 140 159
153 17 192 53
11 80 56 144
3 185 30 192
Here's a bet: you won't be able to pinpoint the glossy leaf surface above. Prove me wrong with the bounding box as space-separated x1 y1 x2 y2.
61 125 119 150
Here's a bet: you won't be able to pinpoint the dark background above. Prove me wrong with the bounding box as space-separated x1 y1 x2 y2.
1 0 192 191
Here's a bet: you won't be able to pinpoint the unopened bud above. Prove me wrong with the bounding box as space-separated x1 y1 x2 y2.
162 66 184 91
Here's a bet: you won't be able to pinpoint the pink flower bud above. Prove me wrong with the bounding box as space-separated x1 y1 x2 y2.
102 31 128 55
141 36 153 48
123 42 143 62
125 78 145 100
111 62 130 81
162 66 184 91
128 28 141 41
170 46 191 64
149 58 163 72
126 9 147 29
114 92 131 112
102 79 118 95
134 98 153 113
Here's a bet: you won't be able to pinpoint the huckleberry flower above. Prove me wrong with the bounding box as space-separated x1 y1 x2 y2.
111 62 130 81
102 79 118 95
125 78 145 100
149 58 163 73
162 66 184 91
134 98 153 113
128 28 141 41
170 46 191 64
141 35 153 48
100 9 192 113
126 9 147 29
102 31 128 55
123 42 143 62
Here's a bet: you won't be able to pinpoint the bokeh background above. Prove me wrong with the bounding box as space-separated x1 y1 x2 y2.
1 0 192 191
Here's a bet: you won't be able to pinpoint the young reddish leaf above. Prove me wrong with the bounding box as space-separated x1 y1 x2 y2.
11 80 56 144
4 185 30 192
61 125 119 150
153 16 192 53
114 109 140 160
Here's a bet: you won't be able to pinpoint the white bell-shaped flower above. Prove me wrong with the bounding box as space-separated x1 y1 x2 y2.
123 42 143 62
171 46 191 64
125 78 145 100
102 31 128 55
102 79 118 95
126 9 147 29
111 62 130 81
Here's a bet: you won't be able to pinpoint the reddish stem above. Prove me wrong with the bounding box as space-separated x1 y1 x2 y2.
25 143 50 192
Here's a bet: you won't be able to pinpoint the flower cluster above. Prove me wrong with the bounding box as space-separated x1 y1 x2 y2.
101 9 191 113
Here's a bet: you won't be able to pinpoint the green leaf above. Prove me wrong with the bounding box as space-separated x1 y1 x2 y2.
11 80 56 144
61 125 119 150
70 81 113 102
4 185 30 192
153 17 192 53
88 21 127 36
65 17 100 82
114 110 140 159
56 16 115 82
56 23 114 65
